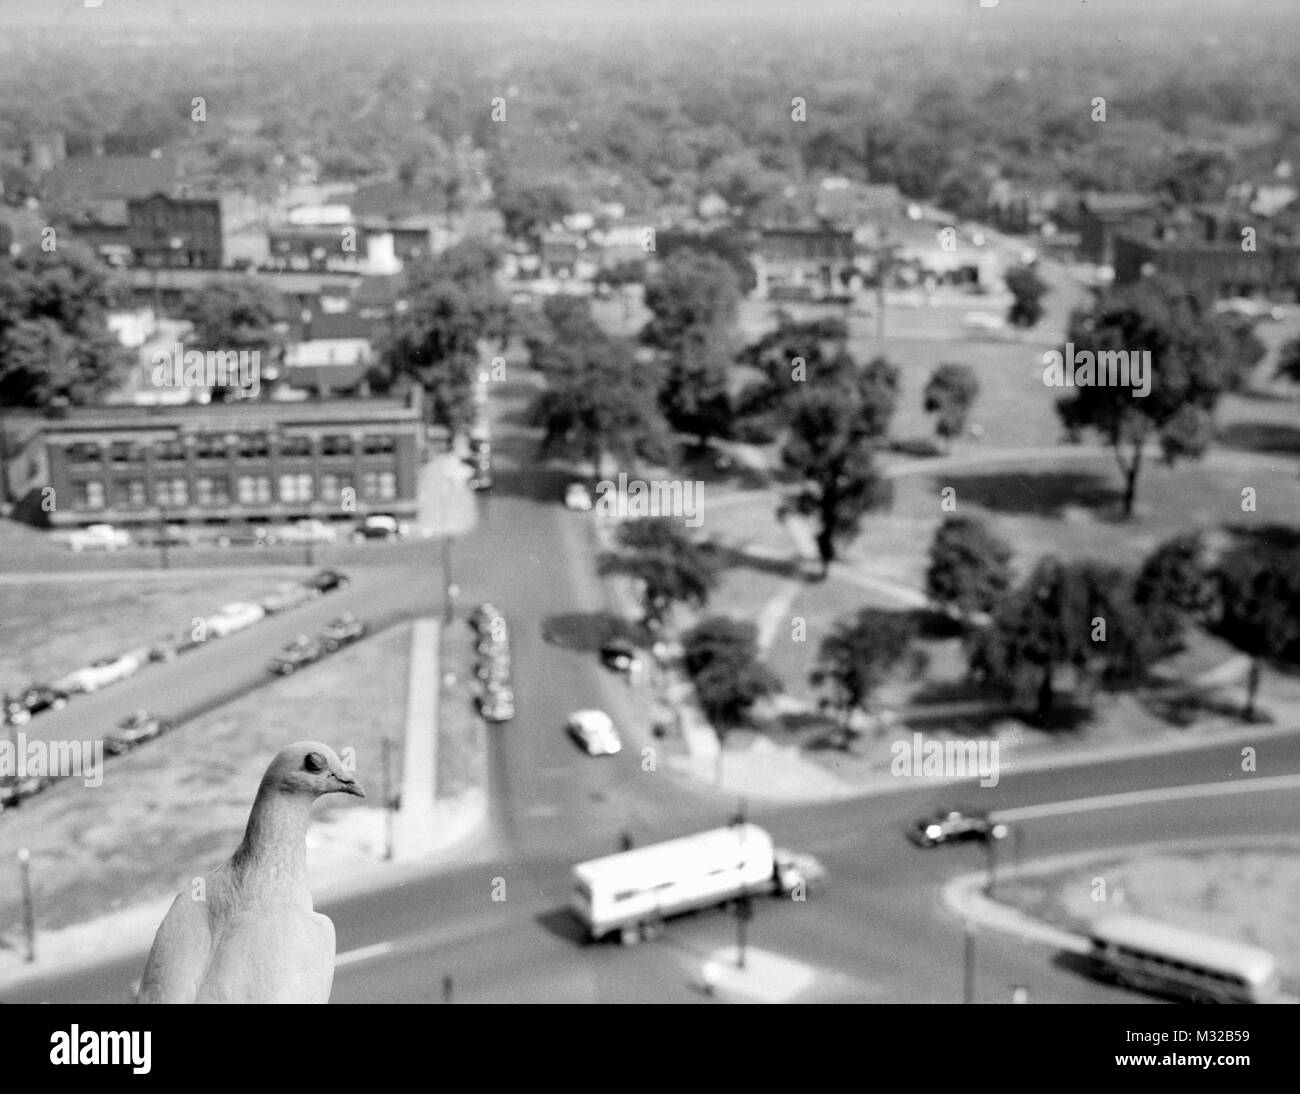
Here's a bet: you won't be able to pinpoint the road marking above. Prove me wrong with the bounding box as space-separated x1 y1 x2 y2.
995 773 1300 824
336 941 395 966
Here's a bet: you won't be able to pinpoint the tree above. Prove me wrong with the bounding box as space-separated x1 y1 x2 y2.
811 609 919 738
382 242 508 435
682 616 779 735
641 249 741 449
925 515 1013 621
1210 544 1300 720
496 181 573 248
1132 532 1215 655
967 557 1153 723
1274 336 1300 385
598 517 719 628
180 279 285 399
1055 280 1253 518
780 358 898 576
736 313 855 433
1004 264 1048 328
0 246 131 409
922 362 980 451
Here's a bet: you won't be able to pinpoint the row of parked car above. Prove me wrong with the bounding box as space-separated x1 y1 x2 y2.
66 516 411 552
267 613 367 675
470 603 514 723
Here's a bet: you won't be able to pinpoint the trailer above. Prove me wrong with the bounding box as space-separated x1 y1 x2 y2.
570 824 817 945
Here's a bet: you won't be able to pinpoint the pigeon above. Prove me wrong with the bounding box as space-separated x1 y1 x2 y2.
137 741 365 1004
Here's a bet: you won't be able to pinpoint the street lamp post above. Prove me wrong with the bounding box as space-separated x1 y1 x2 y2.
18 848 35 962
442 535 455 624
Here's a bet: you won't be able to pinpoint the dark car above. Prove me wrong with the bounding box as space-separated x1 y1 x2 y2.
4 685 70 724
599 639 638 673
321 613 366 652
215 524 269 548
469 603 503 633
907 808 1006 848
103 711 171 756
0 774 54 811
303 569 350 596
268 635 324 675
135 524 201 548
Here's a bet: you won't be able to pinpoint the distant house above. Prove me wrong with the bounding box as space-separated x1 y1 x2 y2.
283 309 381 395
814 178 903 229
128 192 223 269
752 226 857 299
1077 192 1161 267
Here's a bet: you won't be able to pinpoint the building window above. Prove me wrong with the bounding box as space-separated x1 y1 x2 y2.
109 441 143 465
114 479 147 508
279 473 314 503
195 476 231 506
237 434 270 460
73 480 105 508
319 472 354 505
320 434 353 457
363 470 396 500
194 434 228 461
66 443 102 466
236 475 272 505
362 434 395 456
155 477 189 506
280 435 313 459
154 439 186 464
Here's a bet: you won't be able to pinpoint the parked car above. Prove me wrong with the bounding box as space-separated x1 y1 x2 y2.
321 613 366 652
907 808 1007 848
352 514 407 543
1215 297 1284 322
566 709 622 756
0 774 54 811
475 652 511 683
3 685 70 724
259 582 315 615
205 601 266 638
599 638 638 673
215 523 269 548
469 603 503 632
564 481 594 511
962 311 1006 333
60 652 143 694
268 635 324 675
303 569 350 596
68 523 131 552
269 518 338 546
103 710 171 756
134 524 201 548
478 684 516 723
467 467 494 492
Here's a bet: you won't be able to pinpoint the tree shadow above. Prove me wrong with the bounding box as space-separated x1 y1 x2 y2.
1217 420 1300 457
941 470 1121 518
540 611 648 652
1223 521 1300 550
534 906 592 945
1138 686 1269 728
707 541 803 579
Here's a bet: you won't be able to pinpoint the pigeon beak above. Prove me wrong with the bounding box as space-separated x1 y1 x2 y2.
329 772 366 798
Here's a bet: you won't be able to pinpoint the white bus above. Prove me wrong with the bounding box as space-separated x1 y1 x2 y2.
1088 914 1281 1004
571 824 815 945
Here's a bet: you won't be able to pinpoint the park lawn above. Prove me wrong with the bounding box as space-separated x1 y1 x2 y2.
436 619 487 799
0 573 312 689
0 623 411 939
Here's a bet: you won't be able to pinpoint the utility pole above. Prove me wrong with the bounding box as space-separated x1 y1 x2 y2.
159 506 170 571
380 736 393 860
732 800 751 970
2 692 16 810
18 848 35 962
442 536 455 624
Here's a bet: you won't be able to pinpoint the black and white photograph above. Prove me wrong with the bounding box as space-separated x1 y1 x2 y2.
0 0 1296 1060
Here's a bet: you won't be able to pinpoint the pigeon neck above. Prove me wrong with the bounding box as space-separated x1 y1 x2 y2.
233 783 314 900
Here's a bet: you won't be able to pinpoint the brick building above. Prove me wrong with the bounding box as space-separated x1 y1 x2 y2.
128 192 223 269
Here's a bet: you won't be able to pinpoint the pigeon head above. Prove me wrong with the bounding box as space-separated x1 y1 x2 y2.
270 741 365 799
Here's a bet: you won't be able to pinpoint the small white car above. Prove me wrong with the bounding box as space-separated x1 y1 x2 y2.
205 601 266 638
270 519 338 545
963 311 1006 333
566 709 622 756
61 652 143 693
68 524 131 552
564 482 594 511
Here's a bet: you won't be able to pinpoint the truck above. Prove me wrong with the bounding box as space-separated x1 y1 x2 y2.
570 823 821 945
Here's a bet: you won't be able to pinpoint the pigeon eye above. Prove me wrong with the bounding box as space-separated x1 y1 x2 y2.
304 752 326 773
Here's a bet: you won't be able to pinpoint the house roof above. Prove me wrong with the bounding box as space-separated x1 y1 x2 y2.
43 154 179 205
1080 191 1159 217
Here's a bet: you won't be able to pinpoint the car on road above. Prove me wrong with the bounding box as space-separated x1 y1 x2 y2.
215 523 269 548
467 466 494 492
0 773 54 811
321 613 366 652
1214 297 1284 322
269 518 338 546
598 638 638 673
476 651 511 683
566 709 622 756
469 603 503 633
60 652 143 694
351 514 408 543
205 601 266 638
68 523 131 552
134 524 201 549
962 311 1006 333
259 582 316 615
478 684 515 723
565 482 594 511
268 635 324 675
3 685 70 724
303 569 350 597
103 710 171 756
907 808 1006 848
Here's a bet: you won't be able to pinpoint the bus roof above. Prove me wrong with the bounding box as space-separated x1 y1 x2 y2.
574 824 774 889
1089 914 1278 985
